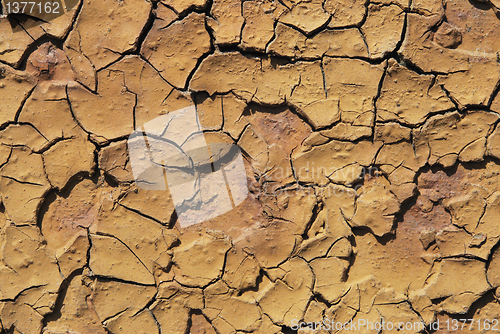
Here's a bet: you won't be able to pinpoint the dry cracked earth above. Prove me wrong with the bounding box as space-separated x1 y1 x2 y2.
1 0 500 333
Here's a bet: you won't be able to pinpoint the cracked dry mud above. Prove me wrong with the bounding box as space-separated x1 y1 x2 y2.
1 0 500 333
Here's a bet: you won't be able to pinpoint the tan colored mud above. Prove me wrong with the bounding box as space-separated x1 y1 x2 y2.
1 0 500 333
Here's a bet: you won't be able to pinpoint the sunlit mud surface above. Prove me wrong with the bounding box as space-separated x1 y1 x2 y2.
1 0 500 333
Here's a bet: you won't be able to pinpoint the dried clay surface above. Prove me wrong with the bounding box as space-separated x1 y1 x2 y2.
1 0 500 333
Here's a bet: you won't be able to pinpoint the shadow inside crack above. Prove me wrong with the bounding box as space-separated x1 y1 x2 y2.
467 0 495 11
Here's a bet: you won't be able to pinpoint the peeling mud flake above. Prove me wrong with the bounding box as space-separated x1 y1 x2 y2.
268 24 368 59
142 13 211 89
65 0 152 71
323 57 385 116
240 0 277 51
172 234 231 287
349 176 401 237
414 111 498 167
277 0 330 34
0 147 51 225
325 0 367 28
377 59 455 125
361 4 405 59
98 140 134 184
0 225 62 300
43 273 107 334
43 134 96 189
89 234 156 285
208 0 244 45
0 64 36 126
424 258 490 314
